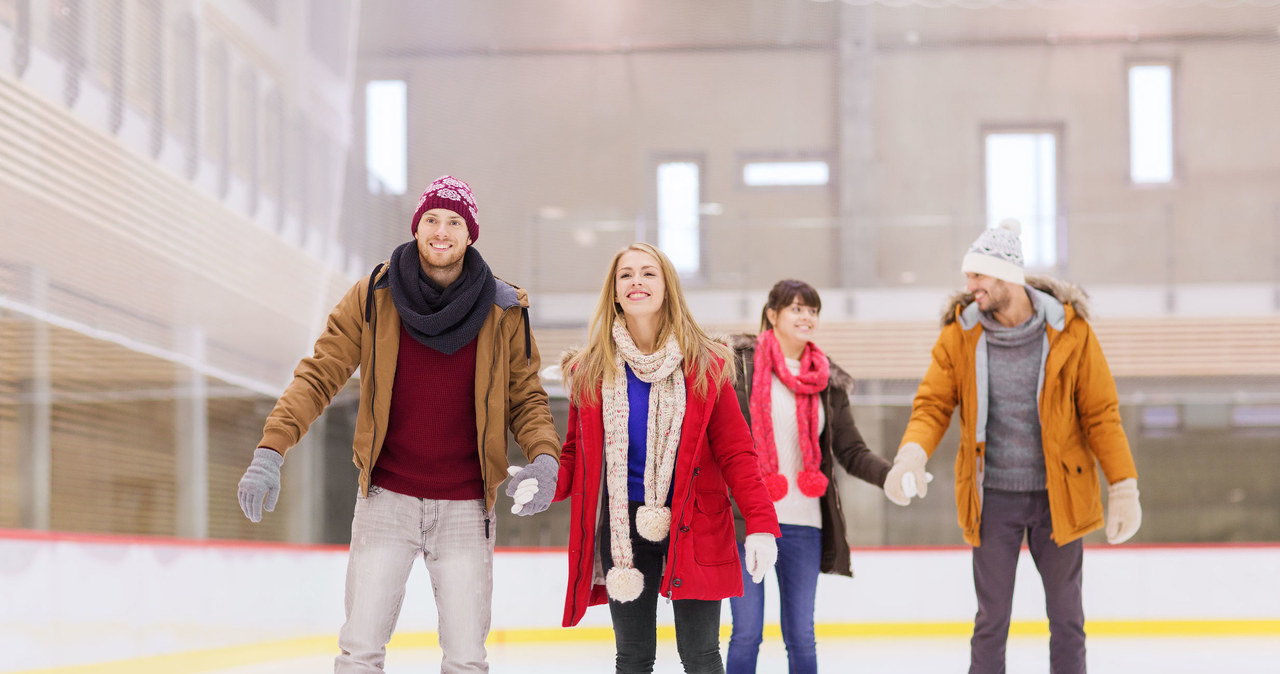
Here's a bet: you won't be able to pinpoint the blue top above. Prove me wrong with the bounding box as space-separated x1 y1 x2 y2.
625 365 673 505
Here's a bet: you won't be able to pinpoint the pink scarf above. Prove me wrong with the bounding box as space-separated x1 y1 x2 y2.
750 329 830 501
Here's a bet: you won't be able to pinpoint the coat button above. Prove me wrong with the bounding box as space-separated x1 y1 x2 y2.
693 468 700 476
672 578 682 587
680 526 689 532
1076 466 1082 473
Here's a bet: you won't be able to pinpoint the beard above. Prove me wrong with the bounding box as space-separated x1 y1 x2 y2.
417 239 467 275
983 288 1010 315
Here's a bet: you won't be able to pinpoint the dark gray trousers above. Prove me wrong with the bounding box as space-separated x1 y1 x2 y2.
970 488 1085 674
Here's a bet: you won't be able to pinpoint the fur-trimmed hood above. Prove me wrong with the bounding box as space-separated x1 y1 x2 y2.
941 275 1090 329
728 332 855 394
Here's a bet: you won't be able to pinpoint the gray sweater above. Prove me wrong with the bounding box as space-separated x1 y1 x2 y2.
978 294 1047 492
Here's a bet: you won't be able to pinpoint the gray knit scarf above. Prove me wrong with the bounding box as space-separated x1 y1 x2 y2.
978 290 1046 347
388 242 496 354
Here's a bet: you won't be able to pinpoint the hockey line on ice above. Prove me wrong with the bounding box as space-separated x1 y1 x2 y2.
12 620 1280 673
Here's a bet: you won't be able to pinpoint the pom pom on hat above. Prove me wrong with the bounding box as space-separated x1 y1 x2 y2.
961 218 1026 285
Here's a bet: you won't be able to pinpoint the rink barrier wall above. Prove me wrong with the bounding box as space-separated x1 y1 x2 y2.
3 529 1279 672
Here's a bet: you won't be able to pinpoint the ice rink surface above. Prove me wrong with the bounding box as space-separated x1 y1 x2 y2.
206 634 1280 674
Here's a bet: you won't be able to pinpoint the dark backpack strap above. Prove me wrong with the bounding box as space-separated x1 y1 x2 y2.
521 306 532 366
364 263 385 325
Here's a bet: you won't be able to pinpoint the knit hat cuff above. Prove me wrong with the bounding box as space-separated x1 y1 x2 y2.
962 252 1026 286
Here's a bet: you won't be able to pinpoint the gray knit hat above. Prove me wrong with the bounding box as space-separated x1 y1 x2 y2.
961 219 1025 285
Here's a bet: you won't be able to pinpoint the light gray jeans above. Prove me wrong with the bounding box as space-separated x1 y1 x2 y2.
335 486 495 673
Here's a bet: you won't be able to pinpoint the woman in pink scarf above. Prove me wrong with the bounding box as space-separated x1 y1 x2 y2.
726 279 894 674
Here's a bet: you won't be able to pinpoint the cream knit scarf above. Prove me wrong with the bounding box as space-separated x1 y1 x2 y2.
602 317 686 602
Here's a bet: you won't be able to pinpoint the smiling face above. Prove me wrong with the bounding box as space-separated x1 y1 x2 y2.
767 299 820 353
414 207 471 272
965 272 1014 314
614 249 666 321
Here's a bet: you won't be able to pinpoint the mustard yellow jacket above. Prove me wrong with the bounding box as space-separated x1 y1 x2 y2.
257 262 561 511
900 277 1137 546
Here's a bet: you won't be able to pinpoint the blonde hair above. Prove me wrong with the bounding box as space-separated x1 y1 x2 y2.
564 242 734 406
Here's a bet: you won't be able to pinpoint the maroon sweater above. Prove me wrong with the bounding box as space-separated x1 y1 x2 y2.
371 325 482 500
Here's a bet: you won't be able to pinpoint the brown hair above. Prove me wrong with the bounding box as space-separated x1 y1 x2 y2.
760 279 822 331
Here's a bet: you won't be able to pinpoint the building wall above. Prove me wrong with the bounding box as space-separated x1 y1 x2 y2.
352 0 1280 295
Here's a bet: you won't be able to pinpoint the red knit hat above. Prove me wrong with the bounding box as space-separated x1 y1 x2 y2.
411 175 479 243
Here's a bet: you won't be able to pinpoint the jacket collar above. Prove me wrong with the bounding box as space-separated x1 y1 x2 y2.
958 285 1066 332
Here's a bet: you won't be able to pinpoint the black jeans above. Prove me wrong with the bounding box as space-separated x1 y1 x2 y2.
599 500 724 674
971 488 1085 674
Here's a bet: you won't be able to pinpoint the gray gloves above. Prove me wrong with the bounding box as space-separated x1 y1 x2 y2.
505 453 558 516
237 447 283 522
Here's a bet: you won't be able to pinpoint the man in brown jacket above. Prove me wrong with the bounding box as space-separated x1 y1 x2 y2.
236 175 561 673
883 220 1142 674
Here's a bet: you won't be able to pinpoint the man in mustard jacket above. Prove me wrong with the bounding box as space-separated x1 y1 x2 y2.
236 175 561 673
884 219 1142 674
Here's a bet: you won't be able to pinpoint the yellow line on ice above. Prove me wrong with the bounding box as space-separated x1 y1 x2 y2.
14 620 1280 672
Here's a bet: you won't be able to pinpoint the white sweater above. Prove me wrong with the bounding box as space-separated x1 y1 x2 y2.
768 359 825 529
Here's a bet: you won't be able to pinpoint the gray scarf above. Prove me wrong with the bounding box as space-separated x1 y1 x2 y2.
388 242 496 354
978 289 1046 346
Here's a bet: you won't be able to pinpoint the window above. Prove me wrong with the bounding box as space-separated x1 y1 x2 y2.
656 161 701 275
1141 405 1181 437
236 66 259 213
1128 63 1174 184
1231 405 1280 428
984 130 1058 268
204 41 229 198
365 80 406 195
742 160 830 187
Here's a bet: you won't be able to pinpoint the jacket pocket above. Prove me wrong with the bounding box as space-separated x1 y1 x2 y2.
692 489 737 566
1058 450 1103 530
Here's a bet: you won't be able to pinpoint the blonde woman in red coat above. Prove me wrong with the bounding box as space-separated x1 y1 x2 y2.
551 243 781 674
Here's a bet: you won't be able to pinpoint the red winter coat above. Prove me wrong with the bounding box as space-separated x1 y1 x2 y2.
552 364 781 628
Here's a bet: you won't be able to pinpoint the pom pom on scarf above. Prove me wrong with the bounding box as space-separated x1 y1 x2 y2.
606 566 645 602
635 505 671 542
797 469 829 498
764 473 789 502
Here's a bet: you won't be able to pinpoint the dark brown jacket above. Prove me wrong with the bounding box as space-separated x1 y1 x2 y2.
257 262 561 512
729 334 890 577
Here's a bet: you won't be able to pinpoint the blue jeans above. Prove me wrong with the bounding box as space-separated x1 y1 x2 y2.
726 524 822 674
336 487 495 673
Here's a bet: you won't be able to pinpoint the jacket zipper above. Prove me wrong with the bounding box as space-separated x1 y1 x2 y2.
366 284 380 495
479 310 507 539
570 411 590 621
665 462 699 600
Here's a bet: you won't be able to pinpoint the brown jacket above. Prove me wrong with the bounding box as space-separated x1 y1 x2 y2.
901 276 1137 547
729 334 891 577
257 263 561 511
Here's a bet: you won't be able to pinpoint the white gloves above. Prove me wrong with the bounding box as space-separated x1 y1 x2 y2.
743 533 777 584
1105 478 1142 544
884 442 932 506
